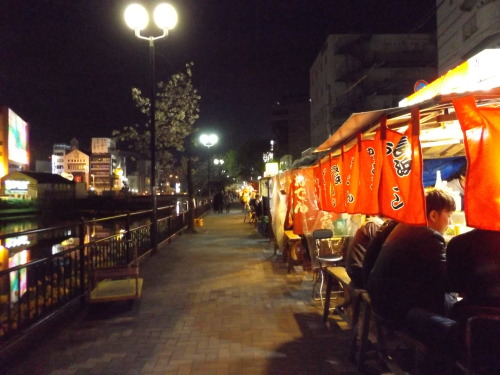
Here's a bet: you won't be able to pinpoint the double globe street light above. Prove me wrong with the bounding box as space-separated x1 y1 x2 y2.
214 158 225 183
124 3 177 252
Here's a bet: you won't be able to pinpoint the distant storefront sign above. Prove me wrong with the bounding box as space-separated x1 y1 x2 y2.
4 179 29 195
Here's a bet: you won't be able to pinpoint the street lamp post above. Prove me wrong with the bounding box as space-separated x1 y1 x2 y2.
124 3 178 253
199 133 218 198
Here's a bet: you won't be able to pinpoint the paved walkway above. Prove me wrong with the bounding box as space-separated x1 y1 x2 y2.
5 206 365 375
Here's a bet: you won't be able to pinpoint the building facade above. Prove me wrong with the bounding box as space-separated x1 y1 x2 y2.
309 34 437 147
89 137 118 193
64 149 89 186
0 171 75 200
436 0 500 74
271 95 311 162
51 143 71 175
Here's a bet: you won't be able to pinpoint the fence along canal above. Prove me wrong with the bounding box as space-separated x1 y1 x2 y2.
0 202 211 356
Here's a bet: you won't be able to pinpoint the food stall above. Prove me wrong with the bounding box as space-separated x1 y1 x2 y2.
271 48 500 242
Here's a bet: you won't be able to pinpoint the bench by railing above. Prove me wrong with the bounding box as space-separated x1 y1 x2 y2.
0 202 211 348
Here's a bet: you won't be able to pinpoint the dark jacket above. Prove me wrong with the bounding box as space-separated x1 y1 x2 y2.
447 229 500 310
362 219 398 287
367 223 447 324
345 220 382 289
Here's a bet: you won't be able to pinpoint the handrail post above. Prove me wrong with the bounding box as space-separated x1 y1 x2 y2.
78 219 86 304
126 212 131 241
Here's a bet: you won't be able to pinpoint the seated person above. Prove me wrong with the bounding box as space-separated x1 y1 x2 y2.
367 189 456 325
345 215 384 289
446 229 500 373
446 164 466 196
362 219 398 287
447 229 500 314
249 194 263 220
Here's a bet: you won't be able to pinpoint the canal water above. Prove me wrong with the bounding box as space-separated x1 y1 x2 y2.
0 197 191 264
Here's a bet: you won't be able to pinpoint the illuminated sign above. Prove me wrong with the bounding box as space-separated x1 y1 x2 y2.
91 138 113 154
264 162 279 177
399 49 500 107
8 109 29 165
263 151 274 162
4 179 29 194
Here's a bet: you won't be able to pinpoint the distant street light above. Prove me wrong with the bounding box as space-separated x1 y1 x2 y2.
213 158 224 185
199 133 218 197
124 2 178 253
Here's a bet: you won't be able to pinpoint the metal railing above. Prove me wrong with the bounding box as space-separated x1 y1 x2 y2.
0 201 211 347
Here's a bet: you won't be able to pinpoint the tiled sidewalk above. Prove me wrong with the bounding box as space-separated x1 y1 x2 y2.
5 207 364 375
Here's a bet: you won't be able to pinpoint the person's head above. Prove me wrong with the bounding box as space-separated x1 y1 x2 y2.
425 188 456 234
449 163 467 188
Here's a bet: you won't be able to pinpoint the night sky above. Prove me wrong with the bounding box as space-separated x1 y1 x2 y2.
0 0 436 163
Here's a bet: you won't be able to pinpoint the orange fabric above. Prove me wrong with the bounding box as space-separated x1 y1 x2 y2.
287 166 342 234
291 167 322 235
379 111 426 225
330 153 346 213
313 162 324 211
291 173 305 235
279 170 294 230
453 96 500 230
319 156 334 212
343 144 360 213
357 131 383 215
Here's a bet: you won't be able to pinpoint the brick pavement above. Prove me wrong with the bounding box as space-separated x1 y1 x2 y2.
4 206 370 375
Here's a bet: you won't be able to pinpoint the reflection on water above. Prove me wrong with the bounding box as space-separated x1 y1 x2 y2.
2 217 146 266
0 214 79 235
0 217 42 235
0 197 189 269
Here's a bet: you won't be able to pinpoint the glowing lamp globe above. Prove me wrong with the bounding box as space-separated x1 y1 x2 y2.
154 3 178 30
124 4 149 31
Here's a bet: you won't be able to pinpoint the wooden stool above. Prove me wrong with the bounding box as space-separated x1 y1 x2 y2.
323 266 352 324
283 230 303 273
349 290 374 371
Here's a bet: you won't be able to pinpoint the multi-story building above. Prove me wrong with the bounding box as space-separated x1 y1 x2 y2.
436 0 500 74
271 95 311 161
51 143 71 175
64 148 89 186
89 137 118 193
309 34 437 147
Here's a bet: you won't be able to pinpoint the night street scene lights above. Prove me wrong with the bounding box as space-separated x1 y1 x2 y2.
199 133 219 197
199 134 219 149
124 2 178 253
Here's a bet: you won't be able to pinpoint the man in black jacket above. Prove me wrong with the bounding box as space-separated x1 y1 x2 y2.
367 189 456 324
345 216 384 289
